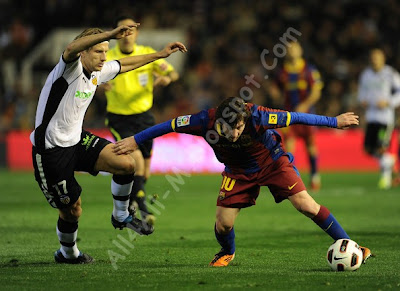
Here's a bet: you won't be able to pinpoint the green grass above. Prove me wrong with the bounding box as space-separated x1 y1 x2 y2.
0 170 399 290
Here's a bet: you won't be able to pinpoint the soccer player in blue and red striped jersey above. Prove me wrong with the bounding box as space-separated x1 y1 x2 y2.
113 97 372 267
271 41 323 191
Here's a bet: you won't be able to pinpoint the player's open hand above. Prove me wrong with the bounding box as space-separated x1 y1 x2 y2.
110 24 140 39
336 112 359 129
113 136 138 155
159 42 187 58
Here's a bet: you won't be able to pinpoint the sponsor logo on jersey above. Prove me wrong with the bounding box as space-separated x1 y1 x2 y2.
268 114 278 124
81 134 97 150
288 182 298 190
177 115 191 127
75 90 94 100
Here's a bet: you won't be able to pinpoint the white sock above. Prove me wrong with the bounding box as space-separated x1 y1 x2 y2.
56 227 79 259
111 178 133 222
380 153 395 178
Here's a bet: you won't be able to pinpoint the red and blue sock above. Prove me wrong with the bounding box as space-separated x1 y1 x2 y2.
214 224 235 255
312 205 350 240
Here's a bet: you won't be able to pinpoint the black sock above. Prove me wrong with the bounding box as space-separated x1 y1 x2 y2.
130 176 149 217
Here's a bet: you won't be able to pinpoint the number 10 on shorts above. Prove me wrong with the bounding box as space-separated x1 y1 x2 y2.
220 176 236 191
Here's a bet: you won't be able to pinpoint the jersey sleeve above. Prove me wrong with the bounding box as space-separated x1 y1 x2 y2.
99 60 121 84
390 68 400 108
308 65 324 90
59 55 82 84
250 104 291 134
250 103 337 134
134 110 210 145
357 71 368 102
171 110 210 136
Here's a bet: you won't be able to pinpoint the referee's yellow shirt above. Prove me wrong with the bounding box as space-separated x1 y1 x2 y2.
105 44 175 115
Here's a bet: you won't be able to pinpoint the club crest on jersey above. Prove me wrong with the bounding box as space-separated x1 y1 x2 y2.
177 115 191 127
92 77 98 86
268 114 278 124
60 195 70 205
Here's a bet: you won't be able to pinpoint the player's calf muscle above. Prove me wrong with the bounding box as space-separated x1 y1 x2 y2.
289 191 320 217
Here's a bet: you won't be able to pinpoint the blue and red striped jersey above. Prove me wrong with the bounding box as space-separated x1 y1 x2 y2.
134 103 337 175
276 59 323 112
171 103 290 174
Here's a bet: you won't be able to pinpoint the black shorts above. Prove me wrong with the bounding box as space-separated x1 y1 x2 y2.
106 111 155 158
32 130 111 209
364 122 393 154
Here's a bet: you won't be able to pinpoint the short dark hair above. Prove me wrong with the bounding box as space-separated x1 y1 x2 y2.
215 97 250 128
114 15 137 28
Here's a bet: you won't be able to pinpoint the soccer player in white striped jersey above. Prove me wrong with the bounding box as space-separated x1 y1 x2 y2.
358 48 400 189
30 25 186 264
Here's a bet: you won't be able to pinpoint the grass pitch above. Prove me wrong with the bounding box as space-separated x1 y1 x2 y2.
0 170 399 290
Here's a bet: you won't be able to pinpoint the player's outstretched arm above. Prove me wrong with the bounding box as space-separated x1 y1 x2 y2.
113 119 176 155
63 24 139 62
119 42 187 73
335 112 359 129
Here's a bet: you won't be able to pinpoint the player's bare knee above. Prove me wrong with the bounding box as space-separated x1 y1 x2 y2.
119 156 136 174
60 204 82 222
290 191 319 218
70 204 82 220
216 220 233 234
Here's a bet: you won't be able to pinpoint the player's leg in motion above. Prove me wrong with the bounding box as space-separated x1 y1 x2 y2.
288 190 372 262
55 197 93 263
209 207 239 267
111 174 134 224
394 137 400 186
305 134 320 191
366 123 394 189
129 149 153 223
376 124 395 189
95 144 154 235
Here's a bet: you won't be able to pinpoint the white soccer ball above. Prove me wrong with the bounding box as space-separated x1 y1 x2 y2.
326 239 363 271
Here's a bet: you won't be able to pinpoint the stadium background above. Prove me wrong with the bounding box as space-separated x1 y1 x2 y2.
1 0 399 171
1 1 400 289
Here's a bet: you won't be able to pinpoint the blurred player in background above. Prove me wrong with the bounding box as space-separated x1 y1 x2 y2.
358 48 400 189
269 41 323 191
113 97 372 267
30 25 186 264
102 15 180 225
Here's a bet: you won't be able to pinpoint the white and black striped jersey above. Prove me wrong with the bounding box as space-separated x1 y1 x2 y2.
358 65 400 125
30 55 120 151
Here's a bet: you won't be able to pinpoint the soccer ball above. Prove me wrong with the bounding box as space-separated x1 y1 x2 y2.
326 239 363 271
